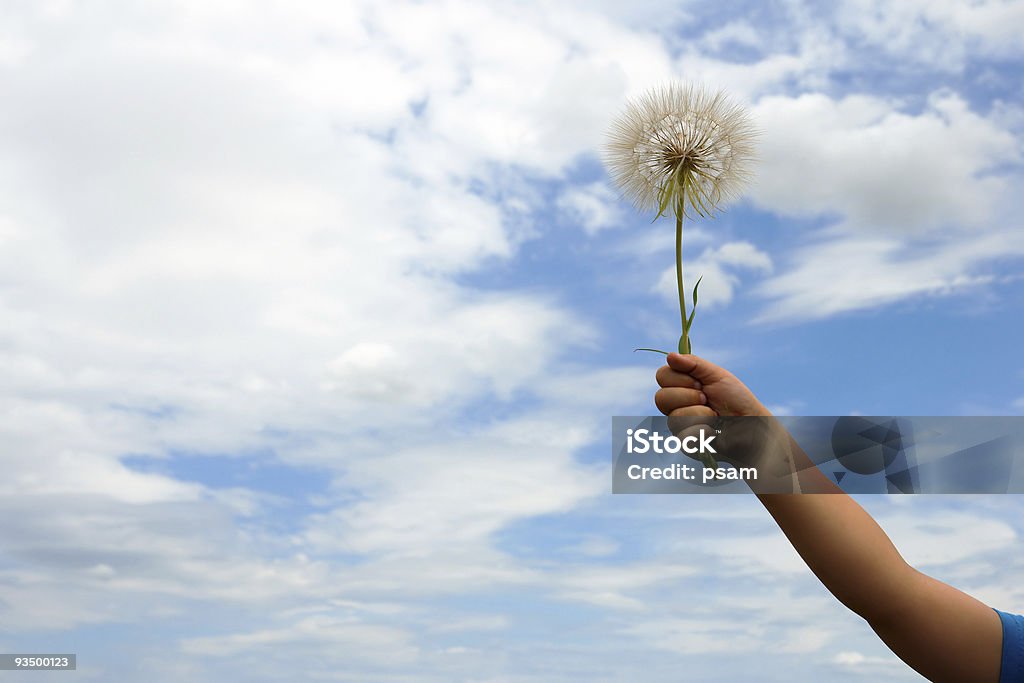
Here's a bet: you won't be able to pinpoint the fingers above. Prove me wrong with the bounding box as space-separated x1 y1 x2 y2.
668 412 717 438
656 364 702 389
666 353 728 385
654 387 707 416
669 405 716 417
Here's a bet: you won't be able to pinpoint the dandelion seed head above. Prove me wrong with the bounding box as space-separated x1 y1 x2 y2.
603 82 759 217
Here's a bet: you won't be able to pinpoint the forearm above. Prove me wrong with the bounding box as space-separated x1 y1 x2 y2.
755 492 915 623
759 491 1003 682
755 474 1003 683
725 420 915 618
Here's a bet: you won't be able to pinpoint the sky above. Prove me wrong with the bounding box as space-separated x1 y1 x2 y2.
0 0 1023 680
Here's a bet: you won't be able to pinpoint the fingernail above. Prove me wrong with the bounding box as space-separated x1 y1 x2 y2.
699 392 707 404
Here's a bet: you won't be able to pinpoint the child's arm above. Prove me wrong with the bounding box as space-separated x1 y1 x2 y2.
655 353 1004 683
758 494 1002 683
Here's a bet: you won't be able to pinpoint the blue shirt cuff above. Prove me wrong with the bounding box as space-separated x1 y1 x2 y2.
995 608 1024 683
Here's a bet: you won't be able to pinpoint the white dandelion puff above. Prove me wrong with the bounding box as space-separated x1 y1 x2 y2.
602 82 759 359
603 82 758 218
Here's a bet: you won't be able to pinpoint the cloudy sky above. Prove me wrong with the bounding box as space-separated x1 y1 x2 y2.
1 0 1023 680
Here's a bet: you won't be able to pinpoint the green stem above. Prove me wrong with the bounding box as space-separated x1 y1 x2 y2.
675 194 688 354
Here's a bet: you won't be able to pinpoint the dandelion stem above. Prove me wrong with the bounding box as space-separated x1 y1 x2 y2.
675 189 689 355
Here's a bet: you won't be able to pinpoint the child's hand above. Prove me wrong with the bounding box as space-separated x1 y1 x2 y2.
655 353 771 418
654 353 786 479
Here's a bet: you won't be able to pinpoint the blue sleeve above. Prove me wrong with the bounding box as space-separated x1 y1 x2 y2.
996 609 1024 683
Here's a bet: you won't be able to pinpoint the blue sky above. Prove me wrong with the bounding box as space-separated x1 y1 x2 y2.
1 0 1023 680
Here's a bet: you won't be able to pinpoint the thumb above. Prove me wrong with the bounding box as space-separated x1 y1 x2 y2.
666 353 729 385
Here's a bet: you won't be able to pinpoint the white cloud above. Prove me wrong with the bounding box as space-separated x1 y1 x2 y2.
565 535 621 557
828 648 911 677
834 650 867 665
557 182 623 234
672 5 849 100
746 89 1023 320
687 528 810 576
835 0 1024 70
700 21 763 52
750 91 1019 233
756 228 1019 321
623 616 766 654
0 494 336 630
301 436 606 558
181 614 419 662
655 241 773 310
0 0 671 644
553 562 698 611
876 509 1017 568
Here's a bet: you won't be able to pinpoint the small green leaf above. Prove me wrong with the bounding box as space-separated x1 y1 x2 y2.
689 179 713 217
654 180 674 221
685 276 702 332
678 174 690 217
634 347 670 355
689 173 714 218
